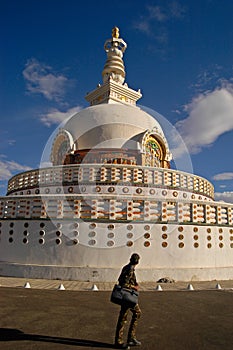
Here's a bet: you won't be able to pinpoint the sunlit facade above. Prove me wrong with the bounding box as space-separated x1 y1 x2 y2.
0 28 233 282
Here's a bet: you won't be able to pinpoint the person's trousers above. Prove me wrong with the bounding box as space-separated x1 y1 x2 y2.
115 304 141 344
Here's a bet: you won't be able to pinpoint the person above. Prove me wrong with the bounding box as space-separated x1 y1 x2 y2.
114 253 142 348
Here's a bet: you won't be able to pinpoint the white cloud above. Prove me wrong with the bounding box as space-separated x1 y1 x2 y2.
174 86 233 155
134 1 186 37
40 105 82 127
0 157 31 181
134 20 151 35
215 191 233 204
23 58 71 102
148 5 168 22
169 1 186 19
191 65 223 93
148 2 186 22
212 172 233 181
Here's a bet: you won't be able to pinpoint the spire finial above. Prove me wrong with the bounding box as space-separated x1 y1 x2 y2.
112 26 119 39
85 28 142 106
102 27 127 84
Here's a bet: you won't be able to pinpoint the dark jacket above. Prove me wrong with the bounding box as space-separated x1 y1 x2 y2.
118 263 138 290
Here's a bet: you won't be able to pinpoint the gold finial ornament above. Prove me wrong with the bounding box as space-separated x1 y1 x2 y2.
102 26 127 84
112 26 119 38
85 27 142 105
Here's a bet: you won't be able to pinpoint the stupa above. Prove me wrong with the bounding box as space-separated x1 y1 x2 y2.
0 28 233 282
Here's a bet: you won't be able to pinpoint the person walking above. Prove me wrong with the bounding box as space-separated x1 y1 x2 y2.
114 253 142 349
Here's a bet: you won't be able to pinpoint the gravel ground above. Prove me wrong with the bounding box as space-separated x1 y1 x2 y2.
0 287 233 349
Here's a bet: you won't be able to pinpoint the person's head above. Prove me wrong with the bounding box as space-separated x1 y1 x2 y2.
130 253 140 265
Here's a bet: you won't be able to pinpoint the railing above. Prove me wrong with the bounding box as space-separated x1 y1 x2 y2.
0 195 232 226
7 164 214 199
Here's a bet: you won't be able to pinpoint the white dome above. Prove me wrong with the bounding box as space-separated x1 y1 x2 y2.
62 103 168 150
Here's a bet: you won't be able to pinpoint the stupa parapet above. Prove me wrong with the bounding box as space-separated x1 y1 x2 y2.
85 27 142 106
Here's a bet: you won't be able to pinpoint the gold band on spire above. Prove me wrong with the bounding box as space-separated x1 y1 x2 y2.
112 26 119 38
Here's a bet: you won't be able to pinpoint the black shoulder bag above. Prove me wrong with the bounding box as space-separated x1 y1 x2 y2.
110 284 139 308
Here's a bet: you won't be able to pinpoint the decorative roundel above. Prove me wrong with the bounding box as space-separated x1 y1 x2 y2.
95 186 101 192
123 187 129 193
108 232 114 238
162 190 167 196
89 231 96 237
107 240 114 247
35 189 40 194
108 187 115 193
45 188 50 194
89 223 96 229
144 225 150 231
73 239 79 245
88 239 96 246
127 232 133 238
173 191 178 197
57 223 62 228
136 188 142 194
81 186 86 192
191 194 195 199
149 189 155 195
108 224 115 230
56 187 61 193
183 193 187 198
127 224 133 230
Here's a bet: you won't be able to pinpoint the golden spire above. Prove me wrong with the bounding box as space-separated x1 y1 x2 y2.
102 27 127 84
112 26 119 39
85 27 142 106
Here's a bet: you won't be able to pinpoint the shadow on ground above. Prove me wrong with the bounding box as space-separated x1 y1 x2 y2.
0 328 113 348
1 287 233 349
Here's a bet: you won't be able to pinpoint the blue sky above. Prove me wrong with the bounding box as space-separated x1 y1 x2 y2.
0 0 233 202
